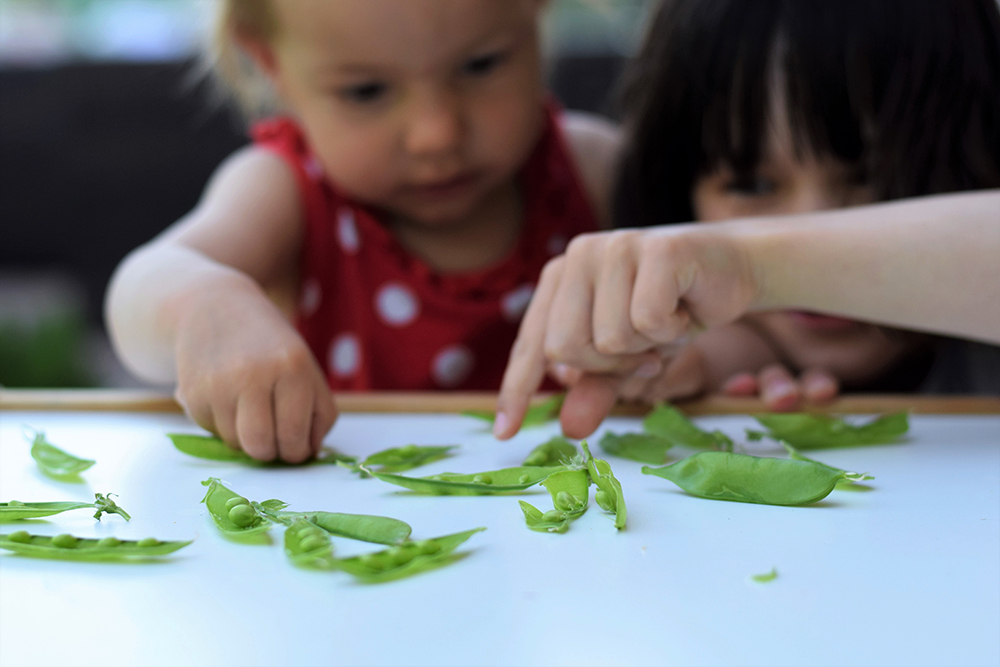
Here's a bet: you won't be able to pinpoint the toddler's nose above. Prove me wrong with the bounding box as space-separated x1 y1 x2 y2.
405 91 464 158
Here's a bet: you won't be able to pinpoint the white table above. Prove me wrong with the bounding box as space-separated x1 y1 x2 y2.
1 409 998 667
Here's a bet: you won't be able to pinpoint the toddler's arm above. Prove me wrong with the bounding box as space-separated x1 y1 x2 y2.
105 147 337 462
495 188 1000 438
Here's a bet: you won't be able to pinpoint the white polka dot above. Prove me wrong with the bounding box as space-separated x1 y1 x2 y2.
501 283 535 322
304 156 324 181
337 208 360 254
375 283 420 327
546 234 568 256
329 333 360 377
432 345 474 388
299 278 321 316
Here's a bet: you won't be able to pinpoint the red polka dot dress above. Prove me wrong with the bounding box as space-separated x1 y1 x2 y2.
251 104 599 391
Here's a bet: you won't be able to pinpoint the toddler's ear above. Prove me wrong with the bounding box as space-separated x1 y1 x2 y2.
234 32 280 83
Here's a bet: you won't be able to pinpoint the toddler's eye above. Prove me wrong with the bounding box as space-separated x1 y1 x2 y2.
462 51 507 77
339 82 387 104
725 175 777 196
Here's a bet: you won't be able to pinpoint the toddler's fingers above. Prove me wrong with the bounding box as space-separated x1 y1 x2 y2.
236 386 278 461
758 364 802 411
310 386 338 455
560 373 621 440
495 260 563 439
630 241 691 344
592 237 653 356
801 368 839 403
722 373 759 396
210 398 239 450
273 374 314 464
640 346 705 403
544 248 598 368
175 388 218 441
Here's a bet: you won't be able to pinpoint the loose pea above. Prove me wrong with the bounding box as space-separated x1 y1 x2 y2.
228 504 257 528
541 510 564 523
225 496 250 511
7 500 24 507
8 530 31 543
97 537 122 547
472 474 492 484
137 537 160 547
52 533 78 548
298 535 325 552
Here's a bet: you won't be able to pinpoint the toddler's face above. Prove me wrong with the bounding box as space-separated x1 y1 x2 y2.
691 113 929 386
261 0 546 227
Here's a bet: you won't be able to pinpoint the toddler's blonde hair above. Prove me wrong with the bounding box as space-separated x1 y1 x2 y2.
205 0 280 119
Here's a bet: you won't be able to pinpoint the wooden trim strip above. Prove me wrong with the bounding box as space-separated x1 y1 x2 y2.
2 389 998 415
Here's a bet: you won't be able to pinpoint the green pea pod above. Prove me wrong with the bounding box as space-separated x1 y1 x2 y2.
359 445 457 474
518 501 573 533
599 431 672 464
371 466 565 495
522 436 577 467
643 404 733 450
463 394 564 429
642 451 848 505
751 412 909 449
169 433 356 467
27 430 95 478
780 443 874 486
283 518 336 569
200 478 271 537
751 568 778 583
582 442 626 529
334 527 485 583
273 511 412 546
540 469 589 512
0 494 129 522
0 532 191 560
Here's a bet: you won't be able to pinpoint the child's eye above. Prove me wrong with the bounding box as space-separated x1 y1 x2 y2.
462 51 507 77
725 175 777 196
338 82 387 104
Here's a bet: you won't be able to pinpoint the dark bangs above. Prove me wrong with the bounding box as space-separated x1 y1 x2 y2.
614 0 1000 227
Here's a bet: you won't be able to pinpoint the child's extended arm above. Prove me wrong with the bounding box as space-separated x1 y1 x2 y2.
105 147 337 462
495 188 1000 438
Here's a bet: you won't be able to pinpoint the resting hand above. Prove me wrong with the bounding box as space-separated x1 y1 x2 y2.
722 363 839 411
495 226 757 439
173 284 337 463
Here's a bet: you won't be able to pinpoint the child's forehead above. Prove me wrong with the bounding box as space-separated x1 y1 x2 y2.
270 0 537 69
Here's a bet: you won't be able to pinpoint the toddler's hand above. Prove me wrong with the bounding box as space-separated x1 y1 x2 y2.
722 364 839 411
495 226 757 439
173 286 337 463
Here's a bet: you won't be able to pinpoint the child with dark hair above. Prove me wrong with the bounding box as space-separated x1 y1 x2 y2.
495 0 1000 439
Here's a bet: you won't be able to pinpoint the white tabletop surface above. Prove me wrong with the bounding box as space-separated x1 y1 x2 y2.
0 409 998 667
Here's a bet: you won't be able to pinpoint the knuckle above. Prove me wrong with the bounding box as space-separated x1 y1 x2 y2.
592 329 630 356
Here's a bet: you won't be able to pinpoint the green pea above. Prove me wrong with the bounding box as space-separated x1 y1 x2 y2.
523 453 546 467
137 537 160 547
360 553 383 569
7 500 24 507
472 474 492 484
52 533 78 548
555 491 580 511
97 537 122 547
225 496 250 510
595 489 613 511
298 535 325 552
8 530 31 543
299 527 325 540
399 445 418 456
541 510 565 522
415 540 441 555
228 504 258 527
385 546 414 566
518 474 531 484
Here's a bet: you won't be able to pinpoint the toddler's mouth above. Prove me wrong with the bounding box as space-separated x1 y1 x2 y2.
406 172 480 200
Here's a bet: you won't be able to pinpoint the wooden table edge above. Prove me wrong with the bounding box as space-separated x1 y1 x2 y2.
2 389 998 415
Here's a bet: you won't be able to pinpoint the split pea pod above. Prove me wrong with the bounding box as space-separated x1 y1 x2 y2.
519 501 574 533
1 493 130 522
750 412 909 449
522 437 578 467
26 429 96 478
357 445 457 474
599 431 672 465
519 468 590 534
170 433 356 466
283 518 336 569
642 451 849 505
0 531 191 560
643 404 733 450
371 466 565 495
334 527 485 583
272 511 412 545
582 442 626 529
200 478 271 536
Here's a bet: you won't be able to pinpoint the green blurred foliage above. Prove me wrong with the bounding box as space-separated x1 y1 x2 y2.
0 313 95 388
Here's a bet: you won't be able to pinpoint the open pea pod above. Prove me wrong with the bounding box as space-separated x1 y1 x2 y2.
519 501 575 533
599 431 672 464
463 394 564 429
780 443 874 486
334 527 485 584
371 466 565 495
642 451 849 505
582 442 626 530
27 430 95 478
359 445 457 473
1 494 130 523
283 518 336 569
643 404 732 450
273 510 411 545
541 469 589 512
169 433 356 467
200 478 271 537
522 436 578 467
751 412 909 449
0 531 191 560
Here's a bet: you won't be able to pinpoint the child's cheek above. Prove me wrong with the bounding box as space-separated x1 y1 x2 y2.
314 129 399 202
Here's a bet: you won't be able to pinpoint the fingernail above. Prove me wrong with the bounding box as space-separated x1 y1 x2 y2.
493 412 509 438
769 381 796 398
553 363 570 382
634 360 661 378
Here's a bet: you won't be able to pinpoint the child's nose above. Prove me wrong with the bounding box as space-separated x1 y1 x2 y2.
404 91 463 158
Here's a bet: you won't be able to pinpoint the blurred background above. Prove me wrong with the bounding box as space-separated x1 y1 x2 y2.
0 0 653 389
